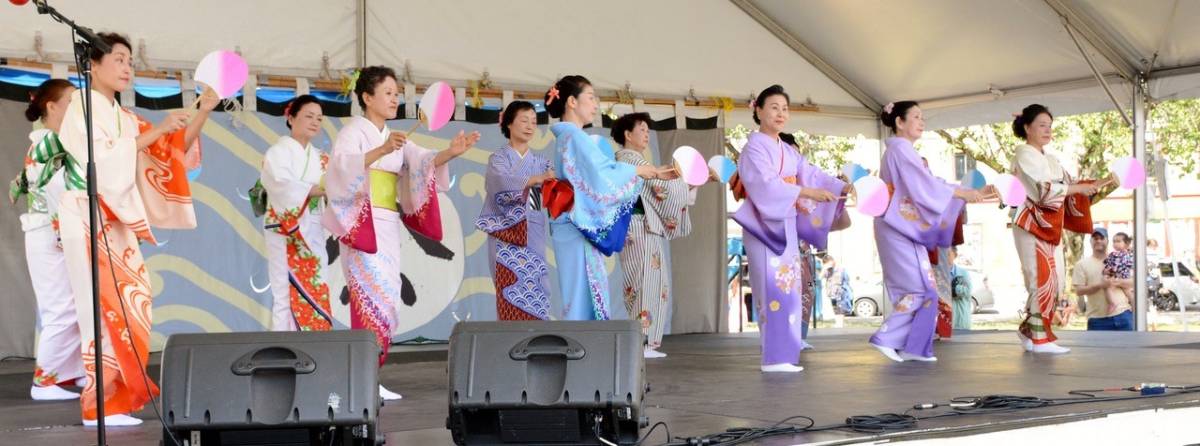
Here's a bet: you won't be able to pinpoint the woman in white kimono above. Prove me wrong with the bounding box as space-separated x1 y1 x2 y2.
57 32 213 426
261 94 333 332
1010 104 1098 354
10 78 84 400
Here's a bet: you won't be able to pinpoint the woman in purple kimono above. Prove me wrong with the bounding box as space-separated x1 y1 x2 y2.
868 101 988 362
476 101 555 320
732 85 850 373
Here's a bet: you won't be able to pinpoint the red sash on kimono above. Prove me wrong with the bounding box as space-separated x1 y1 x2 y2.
1015 183 1094 333
729 172 746 201
542 178 575 219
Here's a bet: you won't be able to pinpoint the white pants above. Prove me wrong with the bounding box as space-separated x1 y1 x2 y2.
24 224 84 385
266 211 328 331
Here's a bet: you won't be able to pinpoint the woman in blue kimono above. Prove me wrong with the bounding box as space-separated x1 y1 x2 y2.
542 75 671 320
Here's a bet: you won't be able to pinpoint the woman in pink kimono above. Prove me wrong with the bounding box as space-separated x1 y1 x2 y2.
322 66 478 401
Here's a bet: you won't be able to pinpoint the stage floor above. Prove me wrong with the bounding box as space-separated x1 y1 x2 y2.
2 329 1199 445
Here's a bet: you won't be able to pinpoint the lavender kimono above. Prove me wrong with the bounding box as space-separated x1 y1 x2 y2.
869 137 964 358
475 145 553 320
732 132 846 365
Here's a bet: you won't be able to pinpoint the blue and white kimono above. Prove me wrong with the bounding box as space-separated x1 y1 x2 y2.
548 122 643 320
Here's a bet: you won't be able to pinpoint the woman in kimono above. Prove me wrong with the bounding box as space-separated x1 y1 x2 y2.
10 79 83 401
476 100 555 320
542 75 667 321
778 132 827 350
868 101 987 363
322 66 478 400
731 84 850 372
613 112 694 358
1010 104 1098 354
261 95 332 332
57 32 213 426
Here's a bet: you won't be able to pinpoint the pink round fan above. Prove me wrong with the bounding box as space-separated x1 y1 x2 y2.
1110 156 1146 189
993 173 1027 207
708 155 736 184
673 146 708 186
853 175 889 217
418 81 455 131
194 51 248 99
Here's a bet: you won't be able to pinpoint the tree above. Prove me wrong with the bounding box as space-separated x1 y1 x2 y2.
1149 98 1200 179
933 123 1024 174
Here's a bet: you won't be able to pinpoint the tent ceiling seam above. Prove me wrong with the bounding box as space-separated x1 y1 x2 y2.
728 0 882 112
1042 0 1141 81
1063 17 1134 127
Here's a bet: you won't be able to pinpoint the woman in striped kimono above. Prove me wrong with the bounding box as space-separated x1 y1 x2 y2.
10 79 84 401
613 112 694 358
476 101 555 320
1010 104 1098 354
261 95 332 332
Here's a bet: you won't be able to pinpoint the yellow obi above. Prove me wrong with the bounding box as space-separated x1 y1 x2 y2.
369 170 398 211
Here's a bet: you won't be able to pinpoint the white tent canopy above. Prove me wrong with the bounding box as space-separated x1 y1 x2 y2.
3 0 1199 135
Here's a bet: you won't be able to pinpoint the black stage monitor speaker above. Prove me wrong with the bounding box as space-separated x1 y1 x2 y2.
447 320 648 445
160 330 382 446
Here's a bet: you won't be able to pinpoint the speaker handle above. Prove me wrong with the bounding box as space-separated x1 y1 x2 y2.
509 335 586 361
231 347 317 375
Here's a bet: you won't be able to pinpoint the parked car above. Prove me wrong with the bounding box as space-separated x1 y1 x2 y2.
1153 260 1200 311
850 268 995 318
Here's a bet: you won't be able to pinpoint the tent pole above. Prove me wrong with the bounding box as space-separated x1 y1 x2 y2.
1133 76 1149 331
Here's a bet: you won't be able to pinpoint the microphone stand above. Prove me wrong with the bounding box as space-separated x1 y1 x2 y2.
30 1 112 444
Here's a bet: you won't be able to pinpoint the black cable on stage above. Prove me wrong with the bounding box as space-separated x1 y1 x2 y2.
635 421 672 446
844 413 918 433
661 415 817 446
639 384 1200 446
